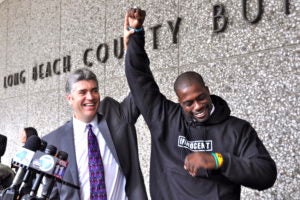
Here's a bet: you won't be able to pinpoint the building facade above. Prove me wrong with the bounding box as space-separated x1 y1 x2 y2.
0 0 299 199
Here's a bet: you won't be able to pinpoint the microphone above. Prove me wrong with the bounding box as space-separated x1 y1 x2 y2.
0 134 7 162
1 135 41 200
18 140 48 198
26 145 57 198
39 140 47 152
39 151 68 199
18 144 78 200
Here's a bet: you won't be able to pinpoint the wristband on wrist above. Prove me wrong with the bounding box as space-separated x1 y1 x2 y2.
211 152 224 169
128 26 143 32
215 153 224 168
211 152 219 169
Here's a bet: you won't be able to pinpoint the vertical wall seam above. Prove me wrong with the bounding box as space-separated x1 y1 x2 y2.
103 0 107 96
5 0 8 72
177 0 180 76
58 0 62 124
26 0 32 125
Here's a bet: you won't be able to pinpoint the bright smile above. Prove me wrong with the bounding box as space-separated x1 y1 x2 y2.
194 109 207 118
83 102 97 109
193 105 209 120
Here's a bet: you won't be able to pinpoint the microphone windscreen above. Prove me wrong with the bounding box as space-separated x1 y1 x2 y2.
0 134 7 157
24 135 41 151
40 140 48 151
57 151 68 160
44 145 57 156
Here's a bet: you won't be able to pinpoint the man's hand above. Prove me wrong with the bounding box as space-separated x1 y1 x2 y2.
124 7 146 50
184 152 216 177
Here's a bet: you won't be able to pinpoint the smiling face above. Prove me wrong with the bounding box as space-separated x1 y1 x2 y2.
177 82 213 122
67 80 100 123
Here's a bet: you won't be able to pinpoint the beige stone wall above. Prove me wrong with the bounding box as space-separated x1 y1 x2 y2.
0 0 299 199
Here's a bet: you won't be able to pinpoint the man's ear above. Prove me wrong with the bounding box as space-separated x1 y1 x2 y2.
66 94 72 105
175 92 181 103
177 95 182 104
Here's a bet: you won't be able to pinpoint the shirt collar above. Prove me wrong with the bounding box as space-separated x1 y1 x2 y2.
72 115 98 131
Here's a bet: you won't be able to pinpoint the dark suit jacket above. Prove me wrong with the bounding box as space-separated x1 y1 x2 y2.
43 95 148 200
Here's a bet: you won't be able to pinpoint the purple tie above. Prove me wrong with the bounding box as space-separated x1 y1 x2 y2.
87 124 107 200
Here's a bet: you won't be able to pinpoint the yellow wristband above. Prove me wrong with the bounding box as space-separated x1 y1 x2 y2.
215 153 224 168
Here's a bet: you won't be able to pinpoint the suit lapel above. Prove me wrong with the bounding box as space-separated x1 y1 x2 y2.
61 122 80 187
97 114 120 164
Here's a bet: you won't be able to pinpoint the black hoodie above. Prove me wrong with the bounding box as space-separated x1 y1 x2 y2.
125 31 277 200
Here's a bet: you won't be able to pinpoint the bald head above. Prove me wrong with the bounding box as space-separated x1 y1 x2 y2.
174 71 206 96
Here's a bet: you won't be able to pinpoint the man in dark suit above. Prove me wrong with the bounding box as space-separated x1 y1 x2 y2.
43 68 147 200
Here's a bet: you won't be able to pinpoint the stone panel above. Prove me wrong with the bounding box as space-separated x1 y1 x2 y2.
28 0 61 92
179 0 300 65
144 0 179 70
6 0 31 98
104 0 128 80
6 0 31 69
0 95 28 164
27 90 60 137
0 1 7 70
60 0 106 69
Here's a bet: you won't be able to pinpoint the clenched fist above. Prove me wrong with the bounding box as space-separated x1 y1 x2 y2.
123 7 146 50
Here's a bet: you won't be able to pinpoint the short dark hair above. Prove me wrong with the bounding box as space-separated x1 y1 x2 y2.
174 71 206 95
65 68 99 94
24 127 38 139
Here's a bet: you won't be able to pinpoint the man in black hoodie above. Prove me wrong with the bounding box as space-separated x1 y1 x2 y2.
124 8 277 200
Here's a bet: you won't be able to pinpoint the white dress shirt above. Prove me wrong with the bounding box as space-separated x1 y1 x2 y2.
73 115 127 200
